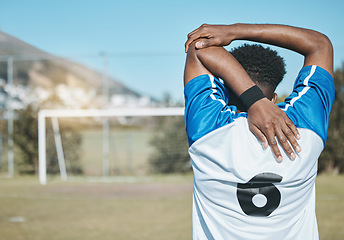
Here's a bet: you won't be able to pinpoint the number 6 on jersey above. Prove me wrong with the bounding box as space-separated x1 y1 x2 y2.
237 172 283 216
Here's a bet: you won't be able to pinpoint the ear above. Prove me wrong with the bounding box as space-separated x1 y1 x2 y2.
271 93 278 104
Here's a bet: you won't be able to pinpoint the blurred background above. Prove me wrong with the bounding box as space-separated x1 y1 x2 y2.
0 0 343 239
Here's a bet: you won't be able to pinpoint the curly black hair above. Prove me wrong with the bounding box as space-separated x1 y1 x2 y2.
230 44 286 92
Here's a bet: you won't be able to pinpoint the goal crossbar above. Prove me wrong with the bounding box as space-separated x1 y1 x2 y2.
38 107 184 185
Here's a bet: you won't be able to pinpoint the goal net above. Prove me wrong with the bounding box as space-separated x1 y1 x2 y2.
38 107 187 185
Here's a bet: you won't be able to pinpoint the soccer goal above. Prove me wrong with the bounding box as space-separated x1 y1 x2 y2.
38 107 185 185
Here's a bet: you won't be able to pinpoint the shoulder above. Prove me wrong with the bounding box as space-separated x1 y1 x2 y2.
184 74 245 146
296 65 334 87
278 65 334 144
184 74 226 99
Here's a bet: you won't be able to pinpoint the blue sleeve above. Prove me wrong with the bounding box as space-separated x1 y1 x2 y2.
184 74 245 146
277 65 335 145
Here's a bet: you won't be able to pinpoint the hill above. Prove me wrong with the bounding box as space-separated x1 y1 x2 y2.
0 30 148 109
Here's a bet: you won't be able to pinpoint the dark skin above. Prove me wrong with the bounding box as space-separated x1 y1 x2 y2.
184 23 333 161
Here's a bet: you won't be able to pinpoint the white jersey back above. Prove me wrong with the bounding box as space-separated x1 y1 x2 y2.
190 118 321 240
184 66 335 240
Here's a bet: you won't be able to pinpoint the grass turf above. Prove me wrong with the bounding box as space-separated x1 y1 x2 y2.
0 174 343 240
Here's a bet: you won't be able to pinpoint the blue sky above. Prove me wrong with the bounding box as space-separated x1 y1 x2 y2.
1 0 343 102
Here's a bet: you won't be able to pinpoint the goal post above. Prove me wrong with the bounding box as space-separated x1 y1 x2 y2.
38 107 184 185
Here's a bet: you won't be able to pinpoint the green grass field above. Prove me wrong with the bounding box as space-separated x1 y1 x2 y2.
315 174 344 239
0 174 343 240
0 175 193 240
1 127 343 239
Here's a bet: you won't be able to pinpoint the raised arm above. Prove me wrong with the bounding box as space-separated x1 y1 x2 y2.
185 23 333 161
185 23 333 76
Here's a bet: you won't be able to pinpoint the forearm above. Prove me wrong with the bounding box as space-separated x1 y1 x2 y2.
197 46 255 95
227 23 333 75
186 23 333 76
230 24 315 53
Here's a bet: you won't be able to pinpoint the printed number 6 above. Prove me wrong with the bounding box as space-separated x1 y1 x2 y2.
237 172 282 216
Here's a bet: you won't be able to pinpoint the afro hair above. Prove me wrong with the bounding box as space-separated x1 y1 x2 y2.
230 44 286 91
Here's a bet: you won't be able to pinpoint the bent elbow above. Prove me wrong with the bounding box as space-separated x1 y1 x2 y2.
309 31 333 57
303 31 333 76
317 33 333 55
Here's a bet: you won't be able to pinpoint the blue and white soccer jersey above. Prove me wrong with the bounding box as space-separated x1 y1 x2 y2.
184 65 335 240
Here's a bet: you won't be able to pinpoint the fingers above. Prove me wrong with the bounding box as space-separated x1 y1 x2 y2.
185 36 206 53
185 38 213 53
285 116 301 140
185 37 196 53
274 128 295 161
250 123 288 162
247 98 302 162
188 24 206 37
281 123 302 153
195 40 211 49
266 122 301 162
249 125 268 149
185 24 209 52
185 29 201 53
264 129 284 162
278 113 301 155
251 118 300 162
